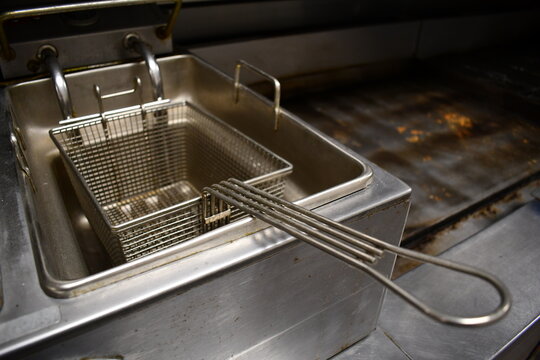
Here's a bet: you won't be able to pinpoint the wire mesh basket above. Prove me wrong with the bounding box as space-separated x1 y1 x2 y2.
50 101 292 264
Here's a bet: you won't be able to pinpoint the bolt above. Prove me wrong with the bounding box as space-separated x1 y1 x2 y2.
27 59 41 73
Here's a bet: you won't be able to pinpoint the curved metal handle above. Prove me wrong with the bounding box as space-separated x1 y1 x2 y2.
234 60 281 131
38 45 74 120
124 33 164 101
278 197 513 326
204 179 512 327
0 0 182 60
336 244 511 327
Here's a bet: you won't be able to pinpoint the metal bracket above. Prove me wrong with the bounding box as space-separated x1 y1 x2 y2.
202 192 231 232
0 0 182 61
94 76 143 115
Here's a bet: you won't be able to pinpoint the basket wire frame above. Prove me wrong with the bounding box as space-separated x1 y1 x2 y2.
51 101 292 264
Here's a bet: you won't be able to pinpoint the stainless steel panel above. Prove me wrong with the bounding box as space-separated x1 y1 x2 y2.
0 148 409 357
6 191 408 359
189 23 420 82
1 25 172 78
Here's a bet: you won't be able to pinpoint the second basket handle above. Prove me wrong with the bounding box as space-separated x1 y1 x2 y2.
234 60 281 131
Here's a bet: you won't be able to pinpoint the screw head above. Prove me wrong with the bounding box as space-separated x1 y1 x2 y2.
27 59 41 73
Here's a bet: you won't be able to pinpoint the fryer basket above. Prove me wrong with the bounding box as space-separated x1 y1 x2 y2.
50 101 292 264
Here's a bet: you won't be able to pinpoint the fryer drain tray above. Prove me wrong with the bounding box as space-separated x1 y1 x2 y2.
50 101 292 264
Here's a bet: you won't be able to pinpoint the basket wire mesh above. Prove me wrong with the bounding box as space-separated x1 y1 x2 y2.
51 101 292 264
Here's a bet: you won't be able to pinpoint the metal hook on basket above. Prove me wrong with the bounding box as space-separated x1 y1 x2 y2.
93 76 143 115
203 179 511 327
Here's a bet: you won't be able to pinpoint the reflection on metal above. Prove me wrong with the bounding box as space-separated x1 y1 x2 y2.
0 269 2 311
533 188 540 201
284 72 540 239
394 179 540 278
9 132 35 192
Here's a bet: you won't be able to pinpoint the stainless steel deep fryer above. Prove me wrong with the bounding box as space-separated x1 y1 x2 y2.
47 56 510 327
50 97 292 264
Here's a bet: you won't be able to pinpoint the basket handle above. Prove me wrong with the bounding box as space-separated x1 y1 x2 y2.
234 60 281 131
204 178 512 327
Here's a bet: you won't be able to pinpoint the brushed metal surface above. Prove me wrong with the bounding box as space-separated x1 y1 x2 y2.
1 24 172 79
0 1 178 77
333 327 409 360
8 197 408 360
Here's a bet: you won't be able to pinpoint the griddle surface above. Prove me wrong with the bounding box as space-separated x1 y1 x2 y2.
284 75 540 238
